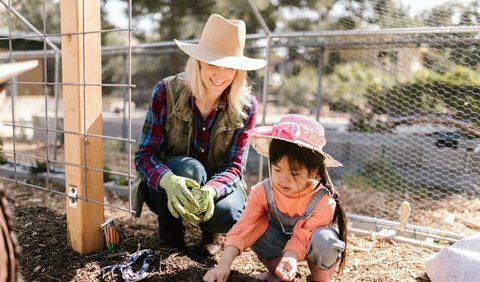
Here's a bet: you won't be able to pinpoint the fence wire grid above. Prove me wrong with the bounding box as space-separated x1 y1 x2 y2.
0 0 479 238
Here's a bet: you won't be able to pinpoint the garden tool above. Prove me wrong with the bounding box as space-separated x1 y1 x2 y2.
100 218 120 252
101 249 154 282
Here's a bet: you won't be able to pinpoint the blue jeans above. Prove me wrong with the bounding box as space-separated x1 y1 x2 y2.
251 223 345 269
144 156 246 234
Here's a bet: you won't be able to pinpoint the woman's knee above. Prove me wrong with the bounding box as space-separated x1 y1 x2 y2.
216 187 245 218
165 156 207 185
306 227 345 269
201 188 245 233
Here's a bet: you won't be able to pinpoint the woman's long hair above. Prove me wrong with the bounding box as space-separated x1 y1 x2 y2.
184 57 252 118
269 139 348 275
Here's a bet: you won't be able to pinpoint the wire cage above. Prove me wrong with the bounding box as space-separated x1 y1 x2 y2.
1 0 479 252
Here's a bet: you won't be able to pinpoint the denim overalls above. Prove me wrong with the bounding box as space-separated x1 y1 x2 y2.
251 179 345 269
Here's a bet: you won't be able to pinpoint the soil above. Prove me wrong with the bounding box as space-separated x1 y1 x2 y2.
1 141 479 281
0 179 439 282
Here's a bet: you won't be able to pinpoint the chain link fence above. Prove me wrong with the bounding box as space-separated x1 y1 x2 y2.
1 0 479 236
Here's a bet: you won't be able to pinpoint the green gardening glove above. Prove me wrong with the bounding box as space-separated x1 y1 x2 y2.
191 186 216 222
159 171 202 223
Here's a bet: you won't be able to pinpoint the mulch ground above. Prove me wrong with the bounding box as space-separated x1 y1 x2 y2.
4 179 467 282
1 120 479 281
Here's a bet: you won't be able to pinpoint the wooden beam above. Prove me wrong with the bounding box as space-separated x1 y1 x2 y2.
60 0 104 254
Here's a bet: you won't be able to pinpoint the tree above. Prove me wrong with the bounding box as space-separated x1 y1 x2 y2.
111 0 279 101
0 0 60 51
0 0 60 33
324 62 396 112
278 66 318 113
366 66 480 125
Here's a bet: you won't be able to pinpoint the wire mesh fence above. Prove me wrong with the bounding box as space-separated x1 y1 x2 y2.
0 0 479 237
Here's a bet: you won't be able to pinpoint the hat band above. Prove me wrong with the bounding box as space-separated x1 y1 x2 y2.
272 122 300 141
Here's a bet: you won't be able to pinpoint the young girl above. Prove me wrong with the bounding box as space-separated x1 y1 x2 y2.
203 114 347 282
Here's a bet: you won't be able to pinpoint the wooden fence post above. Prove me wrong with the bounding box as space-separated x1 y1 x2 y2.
60 0 104 254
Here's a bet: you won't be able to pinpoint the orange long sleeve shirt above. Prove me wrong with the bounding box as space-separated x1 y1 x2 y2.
225 180 336 260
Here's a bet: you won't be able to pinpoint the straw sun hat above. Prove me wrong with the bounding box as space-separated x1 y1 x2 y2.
249 114 342 167
0 60 38 85
174 14 266 71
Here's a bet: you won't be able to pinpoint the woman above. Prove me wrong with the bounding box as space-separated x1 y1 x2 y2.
134 14 266 255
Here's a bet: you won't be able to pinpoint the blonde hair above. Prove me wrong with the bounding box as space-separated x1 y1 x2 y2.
184 57 252 118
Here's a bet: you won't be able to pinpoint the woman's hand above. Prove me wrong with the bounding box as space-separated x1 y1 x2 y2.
275 254 298 281
203 265 230 282
191 186 216 221
158 171 201 222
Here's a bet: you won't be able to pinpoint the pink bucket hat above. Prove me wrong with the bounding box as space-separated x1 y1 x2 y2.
249 114 342 167
174 14 266 71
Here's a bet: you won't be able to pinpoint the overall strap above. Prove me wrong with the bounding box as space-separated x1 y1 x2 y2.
262 178 291 231
263 179 330 233
303 186 329 218
262 178 275 209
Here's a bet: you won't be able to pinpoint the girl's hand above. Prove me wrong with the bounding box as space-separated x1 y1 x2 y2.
204 246 239 281
203 266 230 282
275 256 297 281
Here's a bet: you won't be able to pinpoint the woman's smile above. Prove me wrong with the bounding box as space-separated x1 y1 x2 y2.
200 61 237 96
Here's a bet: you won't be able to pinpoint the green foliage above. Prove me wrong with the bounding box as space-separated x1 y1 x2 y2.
103 165 113 183
423 5 455 26
114 176 129 186
323 62 396 113
131 0 216 40
278 66 317 112
423 48 479 74
0 138 6 165
341 158 428 197
342 159 401 191
348 111 392 133
103 140 125 152
30 160 48 174
366 66 480 123
0 0 60 33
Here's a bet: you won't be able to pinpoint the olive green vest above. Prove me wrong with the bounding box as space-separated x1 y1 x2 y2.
161 73 248 190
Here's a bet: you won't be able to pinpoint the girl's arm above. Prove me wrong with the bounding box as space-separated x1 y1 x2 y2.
203 246 240 282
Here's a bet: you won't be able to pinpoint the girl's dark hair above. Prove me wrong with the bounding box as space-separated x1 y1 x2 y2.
269 138 348 275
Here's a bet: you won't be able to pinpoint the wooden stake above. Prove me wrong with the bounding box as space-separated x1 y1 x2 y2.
457 216 480 229
60 0 104 254
399 201 411 232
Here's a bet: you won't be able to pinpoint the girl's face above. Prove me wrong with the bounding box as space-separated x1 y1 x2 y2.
199 61 237 98
271 156 317 196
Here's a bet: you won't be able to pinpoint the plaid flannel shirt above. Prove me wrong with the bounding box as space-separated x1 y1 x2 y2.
135 80 257 198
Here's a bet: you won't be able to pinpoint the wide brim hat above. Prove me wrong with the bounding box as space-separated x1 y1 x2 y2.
0 60 39 84
249 114 342 167
174 14 266 71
